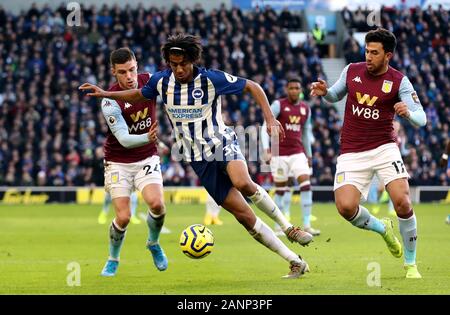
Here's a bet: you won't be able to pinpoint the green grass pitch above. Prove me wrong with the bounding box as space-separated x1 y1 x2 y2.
0 202 449 294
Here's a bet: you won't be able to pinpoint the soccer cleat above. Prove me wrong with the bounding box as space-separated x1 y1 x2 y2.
130 215 141 225
101 260 119 277
211 216 223 226
203 212 213 225
98 211 108 225
380 218 403 258
404 264 422 279
147 243 168 271
304 226 321 236
282 256 310 279
285 226 313 246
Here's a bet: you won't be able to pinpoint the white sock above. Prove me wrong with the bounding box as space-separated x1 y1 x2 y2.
206 194 221 217
249 185 292 231
249 217 300 263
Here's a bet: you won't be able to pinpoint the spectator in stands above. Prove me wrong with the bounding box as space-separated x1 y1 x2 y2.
311 23 327 57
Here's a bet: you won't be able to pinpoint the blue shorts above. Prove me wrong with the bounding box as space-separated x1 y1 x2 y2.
190 141 245 206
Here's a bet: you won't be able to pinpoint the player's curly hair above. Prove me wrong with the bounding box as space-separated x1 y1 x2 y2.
161 34 203 64
365 28 397 53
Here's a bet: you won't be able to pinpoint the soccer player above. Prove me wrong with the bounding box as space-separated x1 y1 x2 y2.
204 193 223 226
310 28 426 278
98 191 141 225
261 79 320 236
80 34 313 278
96 48 168 276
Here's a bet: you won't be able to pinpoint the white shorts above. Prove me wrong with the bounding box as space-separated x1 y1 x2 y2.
334 143 409 201
104 156 163 199
270 153 310 183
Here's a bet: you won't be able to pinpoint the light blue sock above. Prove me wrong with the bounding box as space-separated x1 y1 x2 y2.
103 193 112 214
300 190 313 228
274 192 284 214
398 214 417 265
283 190 292 217
350 205 385 235
109 220 126 260
146 210 165 246
130 192 138 217
388 199 394 212
367 181 379 204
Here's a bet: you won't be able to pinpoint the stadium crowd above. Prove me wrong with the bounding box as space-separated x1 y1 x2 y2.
0 3 448 187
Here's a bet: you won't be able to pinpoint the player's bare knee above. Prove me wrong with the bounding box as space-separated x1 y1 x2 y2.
148 199 165 215
235 179 257 196
235 212 254 230
393 196 411 214
116 212 131 227
336 199 358 220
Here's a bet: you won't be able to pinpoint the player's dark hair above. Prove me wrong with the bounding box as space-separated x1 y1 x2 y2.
110 47 136 66
287 78 302 85
161 34 203 64
109 47 136 67
365 28 397 53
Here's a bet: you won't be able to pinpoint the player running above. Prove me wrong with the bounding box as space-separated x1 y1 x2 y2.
98 48 168 276
261 79 320 236
80 34 313 279
310 28 426 278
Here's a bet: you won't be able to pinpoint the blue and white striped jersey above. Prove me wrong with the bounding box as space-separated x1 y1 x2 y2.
141 66 246 161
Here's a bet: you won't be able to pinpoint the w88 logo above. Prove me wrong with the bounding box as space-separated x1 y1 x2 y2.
352 104 380 120
128 117 152 133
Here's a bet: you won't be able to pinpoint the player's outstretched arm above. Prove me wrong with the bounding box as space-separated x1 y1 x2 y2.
260 100 281 163
311 64 349 103
79 83 147 103
244 80 285 139
101 98 157 149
